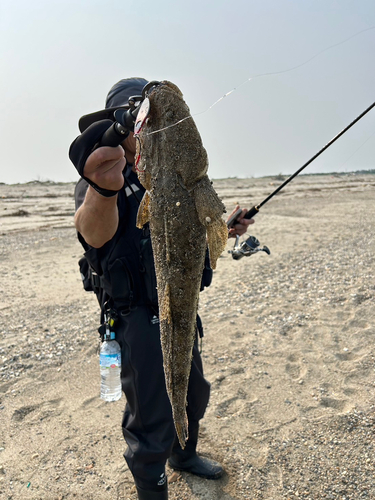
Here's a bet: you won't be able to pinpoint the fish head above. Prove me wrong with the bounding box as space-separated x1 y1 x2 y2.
135 81 209 190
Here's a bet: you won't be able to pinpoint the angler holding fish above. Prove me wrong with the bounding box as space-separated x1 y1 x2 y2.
69 78 253 500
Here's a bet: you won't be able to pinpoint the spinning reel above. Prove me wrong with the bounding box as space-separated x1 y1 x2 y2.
229 235 270 260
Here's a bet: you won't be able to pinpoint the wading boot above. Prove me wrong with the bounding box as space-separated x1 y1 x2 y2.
168 421 223 479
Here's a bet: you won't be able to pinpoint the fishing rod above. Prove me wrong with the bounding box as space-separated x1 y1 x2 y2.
228 100 375 260
241 100 375 221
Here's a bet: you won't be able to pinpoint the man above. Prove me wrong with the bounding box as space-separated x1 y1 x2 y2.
69 78 253 500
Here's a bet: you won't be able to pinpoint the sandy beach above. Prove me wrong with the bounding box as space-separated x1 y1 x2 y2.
0 173 374 499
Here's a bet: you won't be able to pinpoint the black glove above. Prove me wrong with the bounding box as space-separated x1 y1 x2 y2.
69 120 121 198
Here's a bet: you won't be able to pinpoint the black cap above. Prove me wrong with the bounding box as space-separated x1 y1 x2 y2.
78 77 149 133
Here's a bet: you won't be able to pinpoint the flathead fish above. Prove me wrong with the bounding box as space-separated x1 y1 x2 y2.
135 81 228 448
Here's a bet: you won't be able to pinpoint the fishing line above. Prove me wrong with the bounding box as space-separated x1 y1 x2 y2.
336 127 375 170
146 25 375 137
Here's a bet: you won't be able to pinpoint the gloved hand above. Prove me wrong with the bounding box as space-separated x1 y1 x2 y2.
69 120 124 197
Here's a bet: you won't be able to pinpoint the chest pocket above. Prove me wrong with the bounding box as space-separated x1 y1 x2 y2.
107 257 134 306
139 236 158 307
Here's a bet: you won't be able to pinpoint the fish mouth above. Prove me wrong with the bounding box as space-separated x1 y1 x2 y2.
141 80 162 98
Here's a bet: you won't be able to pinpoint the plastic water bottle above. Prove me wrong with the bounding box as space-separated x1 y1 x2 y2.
100 330 122 402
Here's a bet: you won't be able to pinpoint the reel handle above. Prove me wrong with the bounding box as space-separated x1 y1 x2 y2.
98 121 129 147
98 108 141 148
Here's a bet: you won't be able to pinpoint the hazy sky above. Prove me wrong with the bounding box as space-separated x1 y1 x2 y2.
1 0 374 184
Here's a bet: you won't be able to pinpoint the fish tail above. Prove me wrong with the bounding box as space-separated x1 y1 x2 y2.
174 415 189 449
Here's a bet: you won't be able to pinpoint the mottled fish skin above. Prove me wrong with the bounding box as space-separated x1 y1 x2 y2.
135 81 228 448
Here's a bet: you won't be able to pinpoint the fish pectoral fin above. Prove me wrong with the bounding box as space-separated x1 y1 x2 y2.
206 218 228 269
136 191 151 228
193 176 226 226
193 176 227 269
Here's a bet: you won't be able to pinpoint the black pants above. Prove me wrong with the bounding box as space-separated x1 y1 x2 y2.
116 306 211 490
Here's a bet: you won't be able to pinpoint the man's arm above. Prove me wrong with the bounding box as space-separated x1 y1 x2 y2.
75 187 119 248
74 145 126 248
